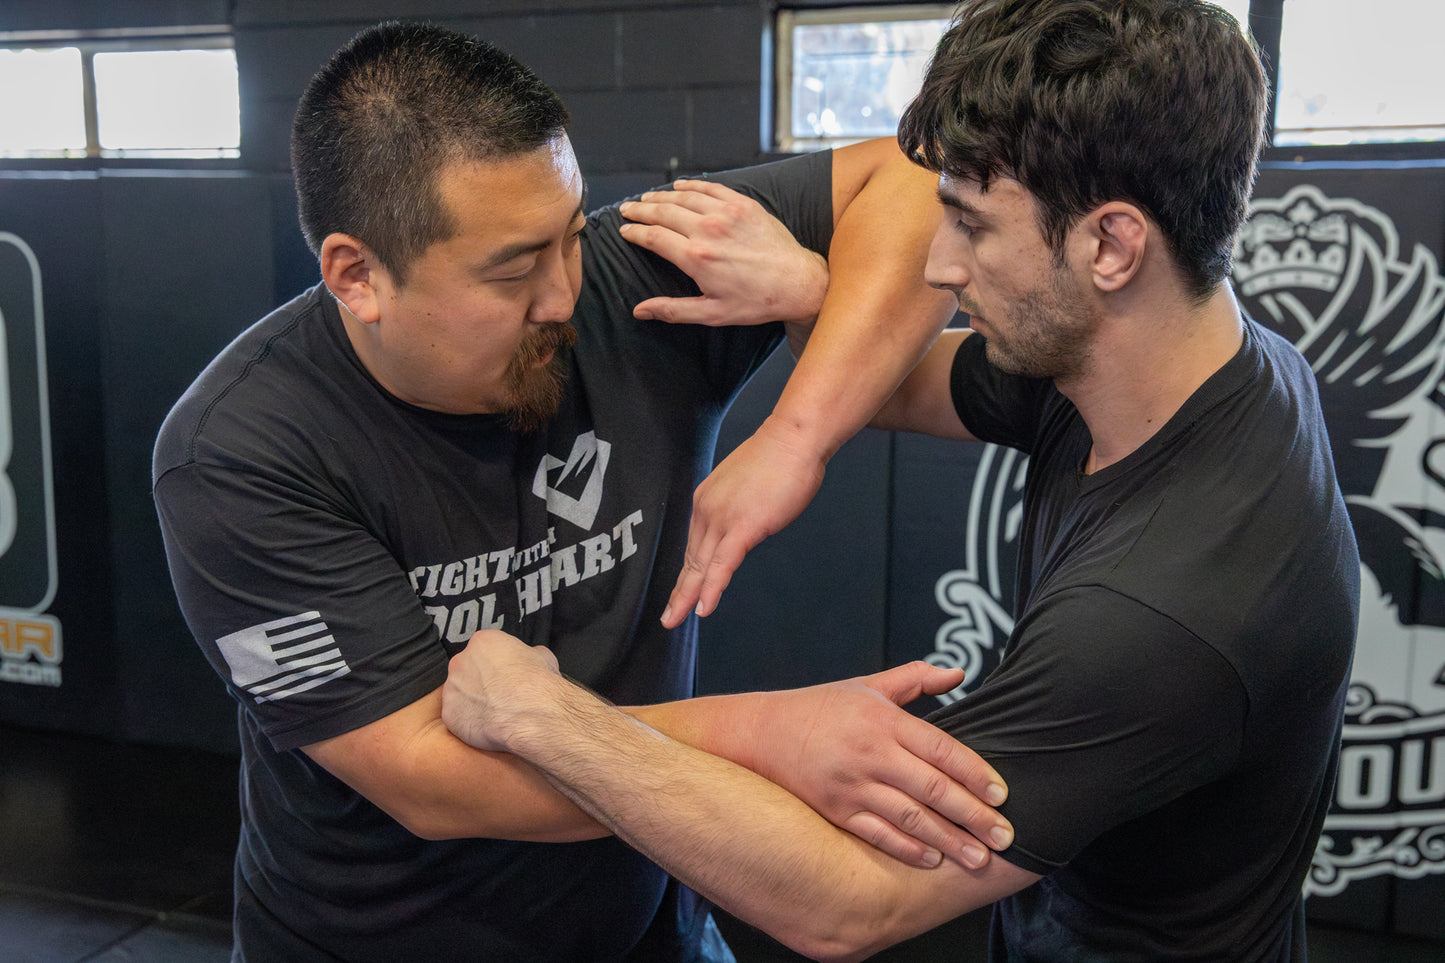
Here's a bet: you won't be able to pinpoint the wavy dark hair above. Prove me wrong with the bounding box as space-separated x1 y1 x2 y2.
899 0 1266 302
291 21 569 286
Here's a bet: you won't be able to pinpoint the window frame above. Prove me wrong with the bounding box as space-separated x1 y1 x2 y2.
0 25 239 168
774 3 955 154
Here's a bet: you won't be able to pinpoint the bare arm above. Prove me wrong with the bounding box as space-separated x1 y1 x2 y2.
442 633 1040 962
304 654 1012 871
624 138 959 627
302 687 608 842
868 328 981 440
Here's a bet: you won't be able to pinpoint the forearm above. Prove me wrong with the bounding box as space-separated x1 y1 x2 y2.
514 678 984 961
771 139 959 462
303 688 608 843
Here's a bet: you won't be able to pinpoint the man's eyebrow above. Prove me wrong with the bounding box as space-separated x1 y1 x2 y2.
936 185 985 221
481 189 589 270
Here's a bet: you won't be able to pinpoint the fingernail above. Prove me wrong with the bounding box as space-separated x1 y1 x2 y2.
986 783 1007 806
920 848 942 868
962 843 987 869
990 825 1014 849
619 223 633 233
661 604 673 624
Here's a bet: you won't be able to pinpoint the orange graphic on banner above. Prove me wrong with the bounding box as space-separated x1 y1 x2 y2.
0 615 57 663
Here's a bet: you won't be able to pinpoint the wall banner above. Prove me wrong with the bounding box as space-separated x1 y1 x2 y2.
0 232 61 688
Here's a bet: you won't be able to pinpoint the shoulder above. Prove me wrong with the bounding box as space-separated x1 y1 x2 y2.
154 285 351 481
935 586 1249 759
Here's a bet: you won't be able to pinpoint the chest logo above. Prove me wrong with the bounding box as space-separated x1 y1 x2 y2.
533 430 611 530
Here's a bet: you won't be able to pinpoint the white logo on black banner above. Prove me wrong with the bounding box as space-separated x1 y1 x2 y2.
1234 184 1445 897
926 444 1026 704
533 430 611 529
214 610 351 704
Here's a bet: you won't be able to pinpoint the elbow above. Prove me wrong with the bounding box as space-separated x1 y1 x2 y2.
378 796 466 842
773 907 902 963
784 930 886 963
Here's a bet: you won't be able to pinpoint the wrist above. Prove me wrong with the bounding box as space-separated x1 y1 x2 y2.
755 409 840 470
493 670 578 755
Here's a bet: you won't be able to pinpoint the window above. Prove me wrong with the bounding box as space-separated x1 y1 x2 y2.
1273 0 1445 146
0 29 239 160
775 5 953 153
775 1 1443 153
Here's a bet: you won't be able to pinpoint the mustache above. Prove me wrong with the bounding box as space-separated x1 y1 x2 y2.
517 321 578 366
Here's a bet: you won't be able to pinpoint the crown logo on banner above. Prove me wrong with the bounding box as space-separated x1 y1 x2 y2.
1232 194 1351 296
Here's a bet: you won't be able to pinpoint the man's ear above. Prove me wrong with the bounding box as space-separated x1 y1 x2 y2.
320 233 383 324
1083 202 1148 293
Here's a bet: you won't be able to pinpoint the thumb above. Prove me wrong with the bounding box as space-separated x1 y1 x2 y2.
864 661 965 705
633 295 718 325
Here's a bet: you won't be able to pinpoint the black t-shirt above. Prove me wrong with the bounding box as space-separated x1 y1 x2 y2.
932 322 1359 961
152 149 834 962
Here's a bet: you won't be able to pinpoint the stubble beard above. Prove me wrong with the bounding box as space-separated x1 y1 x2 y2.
503 321 579 434
975 273 1096 381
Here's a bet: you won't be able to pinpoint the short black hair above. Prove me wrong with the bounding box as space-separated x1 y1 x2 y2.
899 0 1267 301
291 21 569 285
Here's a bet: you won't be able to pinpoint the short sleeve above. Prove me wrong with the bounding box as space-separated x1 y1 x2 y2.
928 586 1247 874
154 461 447 751
949 331 1054 453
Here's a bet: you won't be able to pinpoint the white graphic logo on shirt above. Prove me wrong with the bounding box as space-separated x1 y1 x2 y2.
214 610 351 704
533 430 611 530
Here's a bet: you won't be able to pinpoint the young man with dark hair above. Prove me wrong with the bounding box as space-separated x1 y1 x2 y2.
443 2 1361 959
153 20 1011 962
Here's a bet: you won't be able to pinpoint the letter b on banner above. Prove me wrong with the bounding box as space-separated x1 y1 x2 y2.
0 232 57 613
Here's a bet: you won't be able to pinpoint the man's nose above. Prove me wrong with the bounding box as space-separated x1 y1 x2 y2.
924 227 970 293
529 249 579 325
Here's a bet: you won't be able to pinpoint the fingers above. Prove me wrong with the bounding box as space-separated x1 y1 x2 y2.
661 530 749 626
892 717 1011 828
662 567 705 629
618 220 700 274
840 811 946 869
843 795 993 870
692 535 748 618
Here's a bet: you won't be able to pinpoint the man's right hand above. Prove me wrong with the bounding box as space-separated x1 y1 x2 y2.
619 179 829 328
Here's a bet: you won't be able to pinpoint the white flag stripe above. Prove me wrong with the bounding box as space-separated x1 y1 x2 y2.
274 647 347 671
259 610 323 631
272 634 340 659
255 665 352 704
266 622 329 645
248 660 348 697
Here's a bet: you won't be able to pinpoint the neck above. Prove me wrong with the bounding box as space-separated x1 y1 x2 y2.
1062 284 1243 475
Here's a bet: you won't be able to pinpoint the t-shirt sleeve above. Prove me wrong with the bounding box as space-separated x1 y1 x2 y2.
154 460 447 752
577 149 835 405
928 586 1247 875
949 330 1054 452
